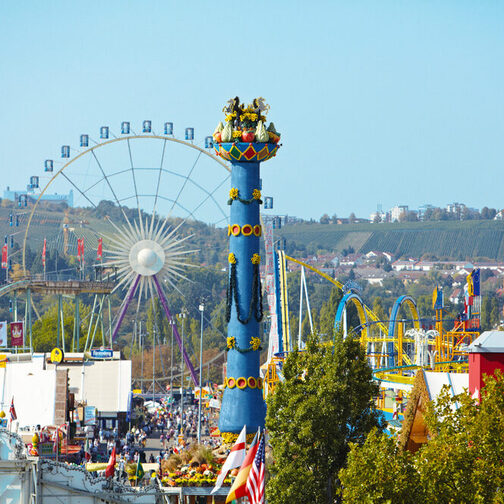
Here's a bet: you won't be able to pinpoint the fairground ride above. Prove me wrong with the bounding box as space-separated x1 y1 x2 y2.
263 247 481 407
1 121 232 388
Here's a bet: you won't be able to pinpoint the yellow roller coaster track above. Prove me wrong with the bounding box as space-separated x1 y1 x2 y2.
284 255 412 365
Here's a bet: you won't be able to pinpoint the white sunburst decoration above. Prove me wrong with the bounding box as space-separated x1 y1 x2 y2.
103 215 200 384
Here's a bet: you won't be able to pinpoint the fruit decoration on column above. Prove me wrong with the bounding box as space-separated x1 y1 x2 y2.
213 97 281 443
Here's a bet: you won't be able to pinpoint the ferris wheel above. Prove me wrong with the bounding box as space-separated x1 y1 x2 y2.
21 120 231 383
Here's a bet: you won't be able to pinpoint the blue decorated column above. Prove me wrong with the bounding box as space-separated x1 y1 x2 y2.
213 99 280 442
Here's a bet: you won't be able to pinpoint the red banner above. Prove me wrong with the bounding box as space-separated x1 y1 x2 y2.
97 238 103 261
77 239 83 261
1 245 7 269
42 238 47 267
10 322 23 347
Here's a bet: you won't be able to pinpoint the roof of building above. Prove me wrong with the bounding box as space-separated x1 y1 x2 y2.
468 331 504 353
398 369 468 451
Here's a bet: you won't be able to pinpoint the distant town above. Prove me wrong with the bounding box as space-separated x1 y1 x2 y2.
264 202 504 227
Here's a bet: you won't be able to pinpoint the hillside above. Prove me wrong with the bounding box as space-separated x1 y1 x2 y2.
276 220 504 261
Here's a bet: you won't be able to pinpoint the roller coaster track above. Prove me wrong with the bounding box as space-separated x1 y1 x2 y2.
283 255 412 365
0 280 30 298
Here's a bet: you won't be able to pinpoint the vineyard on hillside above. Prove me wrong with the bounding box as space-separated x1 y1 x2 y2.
359 229 504 260
278 221 504 260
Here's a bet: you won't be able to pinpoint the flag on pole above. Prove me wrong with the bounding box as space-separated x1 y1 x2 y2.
97 238 103 261
105 446 116 478
42 238 47 267
472 269 481 296
77 238 84 261
225 429 260 503
211 425 247 494
9 397 17 421
245 434 266 504
1 245 7 269
466 272 474 297
135 457 144 484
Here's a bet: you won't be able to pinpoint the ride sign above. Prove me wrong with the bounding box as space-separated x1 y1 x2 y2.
90 349 113 359
84 406 97 426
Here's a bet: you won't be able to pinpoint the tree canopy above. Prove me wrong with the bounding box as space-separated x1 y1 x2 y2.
266 333 384 503
340 370 504 503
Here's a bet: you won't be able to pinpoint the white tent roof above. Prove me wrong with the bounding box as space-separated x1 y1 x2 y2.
423 371 468 401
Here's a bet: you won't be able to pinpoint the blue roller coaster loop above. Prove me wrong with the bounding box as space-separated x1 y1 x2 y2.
334 290 368 340
387 295 420 368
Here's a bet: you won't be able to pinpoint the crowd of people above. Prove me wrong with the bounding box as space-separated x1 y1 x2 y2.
81 399 220 484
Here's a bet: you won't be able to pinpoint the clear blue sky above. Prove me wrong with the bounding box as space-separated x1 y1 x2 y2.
1 1 503 221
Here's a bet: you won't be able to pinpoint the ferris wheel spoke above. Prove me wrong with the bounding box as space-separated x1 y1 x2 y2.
166 151 202 219
150 195 199 222
213 215 229 226
81 176 108 195
126 139 142 226
60 172 99 210
159 230 194 249
56 172 117 261
91 149 134 229
102 216 138 248
185 174 230 222
151 139 167 234
136 278 146 311
163 275 186 298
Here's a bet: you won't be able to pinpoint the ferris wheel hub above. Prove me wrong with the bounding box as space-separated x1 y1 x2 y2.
138 248 157 268
129 239 165 276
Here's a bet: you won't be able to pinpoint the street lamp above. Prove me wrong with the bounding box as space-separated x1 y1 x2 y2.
197 302 204 443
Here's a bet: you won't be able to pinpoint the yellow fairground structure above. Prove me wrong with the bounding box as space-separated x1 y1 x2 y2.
265 254 480 398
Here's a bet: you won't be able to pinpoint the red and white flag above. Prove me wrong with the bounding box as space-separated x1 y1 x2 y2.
97 238 103 261
9 397 17 421
42 238 47 267
105 445 116 478
245 433 266 504
1 245 7 269
211 425 247 494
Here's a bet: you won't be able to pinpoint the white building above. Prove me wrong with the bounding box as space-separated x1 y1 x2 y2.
0 352 131 431
369 211 386 223
390 205 409 222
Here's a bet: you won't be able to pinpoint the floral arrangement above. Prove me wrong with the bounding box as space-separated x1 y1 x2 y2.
227 187 262 205
213 97 281 145
225 335 262 353
159 445 233 488
161 465 231 487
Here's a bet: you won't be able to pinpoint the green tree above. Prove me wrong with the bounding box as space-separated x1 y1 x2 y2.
340 429 421 503
31 300 93 352
341 371 504 503
317 286 343 338
266 333 383 504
